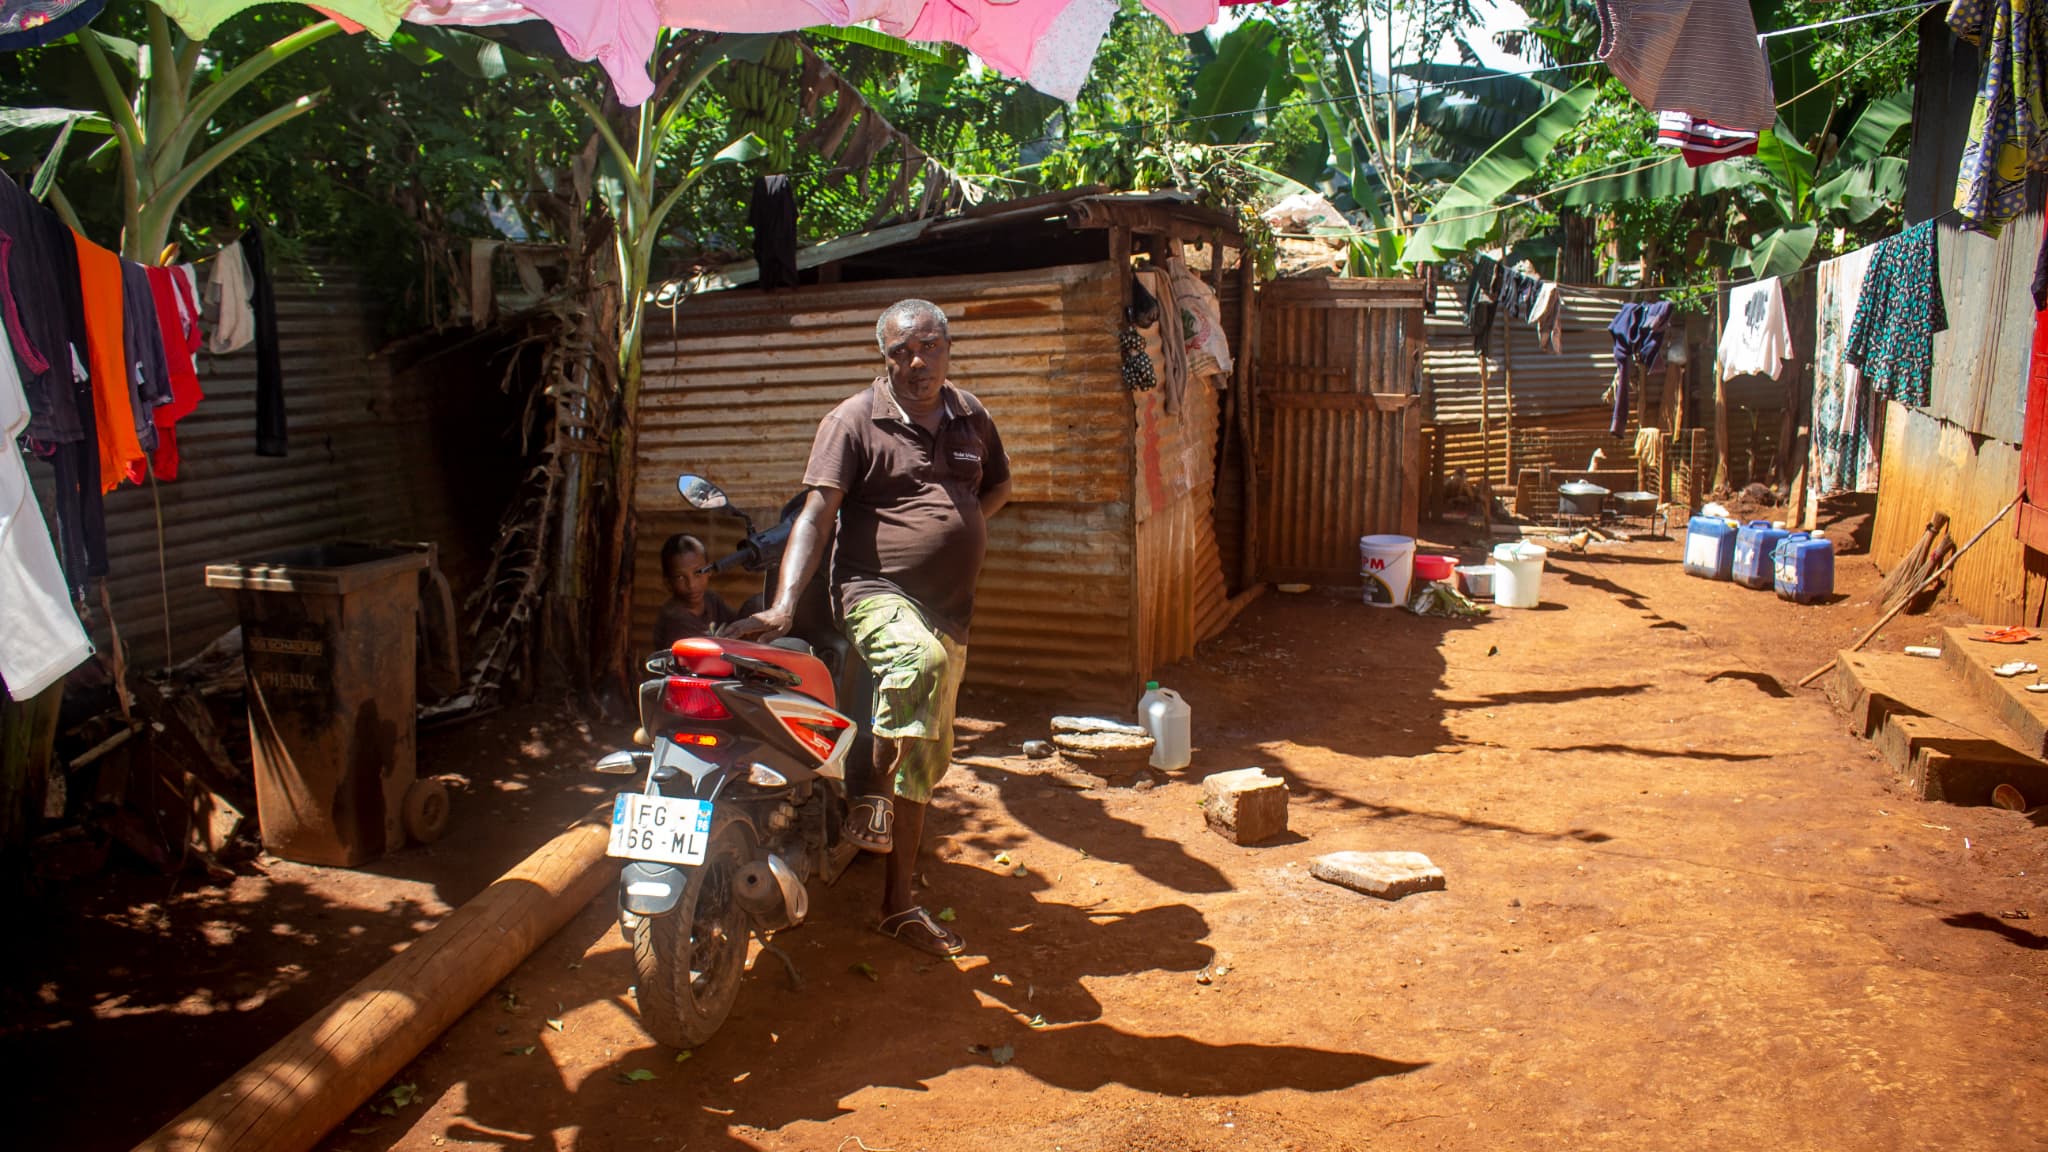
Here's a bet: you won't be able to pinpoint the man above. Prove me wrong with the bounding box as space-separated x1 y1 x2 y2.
729 298 1010 957
652 533 739 649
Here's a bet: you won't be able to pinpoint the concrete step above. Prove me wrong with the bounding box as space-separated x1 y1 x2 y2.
1829 649 2048 807
1941 625 2048 760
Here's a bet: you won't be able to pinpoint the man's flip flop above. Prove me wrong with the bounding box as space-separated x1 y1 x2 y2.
877 907 965 957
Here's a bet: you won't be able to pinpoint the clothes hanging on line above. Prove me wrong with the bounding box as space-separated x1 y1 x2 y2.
1530 282 1564 354
1595 0 1776 133
1606 300 1672 436
145 265 205 481
1464 254 1502 353
119 260 173 477
71 231 146 493
1947 0 2048 234
1419 263 1438 315
244 230 286 458
1845 220 1946 408
0 307 92 700
749 174 800 292
1717 276 1794 381
0 171 85 444
1810 243 1881 503
1656 111 1759 166
1500 268 1542 322
207 239 254 354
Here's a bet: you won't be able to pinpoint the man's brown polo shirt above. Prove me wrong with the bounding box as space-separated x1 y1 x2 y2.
801 378 1010 642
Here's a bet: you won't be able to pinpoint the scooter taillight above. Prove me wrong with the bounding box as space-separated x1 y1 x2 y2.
662 676 731 720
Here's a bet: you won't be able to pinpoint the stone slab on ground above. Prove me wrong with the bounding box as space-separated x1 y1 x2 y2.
1310 851 1446 900
1202 768 1288 844
1052 730 1155 765
1872 713 2048 807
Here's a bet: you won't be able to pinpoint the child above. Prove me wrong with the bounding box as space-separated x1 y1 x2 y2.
652 534 738 649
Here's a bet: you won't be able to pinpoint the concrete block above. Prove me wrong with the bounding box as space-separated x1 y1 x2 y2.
1202 768 1289 844
1310 851 1445 900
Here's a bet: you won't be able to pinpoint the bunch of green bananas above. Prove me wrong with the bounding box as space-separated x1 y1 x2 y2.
715 37 801 169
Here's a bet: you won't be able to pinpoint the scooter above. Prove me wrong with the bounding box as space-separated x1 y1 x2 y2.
593 474 873 1049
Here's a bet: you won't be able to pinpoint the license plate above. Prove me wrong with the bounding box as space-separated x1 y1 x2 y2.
607 793 714 866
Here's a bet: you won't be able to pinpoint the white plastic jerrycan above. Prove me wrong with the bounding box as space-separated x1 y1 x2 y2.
1139 680 1192 770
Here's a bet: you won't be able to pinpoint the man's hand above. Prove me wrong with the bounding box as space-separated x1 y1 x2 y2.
722 605 795 642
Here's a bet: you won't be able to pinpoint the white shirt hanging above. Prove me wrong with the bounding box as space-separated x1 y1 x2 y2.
0 311 93 700
1718 276 1795 381
207 240 255 354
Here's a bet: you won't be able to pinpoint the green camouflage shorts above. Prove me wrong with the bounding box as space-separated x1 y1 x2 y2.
843 593 966 804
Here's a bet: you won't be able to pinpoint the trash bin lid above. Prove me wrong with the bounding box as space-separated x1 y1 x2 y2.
205 543 428 595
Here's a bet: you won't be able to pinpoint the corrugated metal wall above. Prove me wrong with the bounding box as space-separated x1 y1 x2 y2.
1423 283 1667 486
30 267 459 672
633 263 1142 697
1872 403 2041 624
1255 278 1424 582
1865 216 2044 624
1134 359 1228 675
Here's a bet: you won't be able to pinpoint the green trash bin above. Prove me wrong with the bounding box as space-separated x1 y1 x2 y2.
205 544 447 866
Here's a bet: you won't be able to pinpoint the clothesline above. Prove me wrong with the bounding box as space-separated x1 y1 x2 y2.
764 0 1937 185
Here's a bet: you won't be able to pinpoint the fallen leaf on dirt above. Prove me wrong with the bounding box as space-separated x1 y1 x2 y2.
994 852 1013 866
1028 1014 1048 1028
991 973 1012 985
675 1050 695 1063
545 1018 564 1032
990 1045 1015 1066
616 1069 658 1084
505 1045 537 1057
733 1072 751 1083
850 962 880 982
936 907 957 922
704 1107 735 1116
2001 909 2032 920
1011 866 1029 877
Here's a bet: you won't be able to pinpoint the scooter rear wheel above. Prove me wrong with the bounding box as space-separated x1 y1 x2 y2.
630 817 752 1049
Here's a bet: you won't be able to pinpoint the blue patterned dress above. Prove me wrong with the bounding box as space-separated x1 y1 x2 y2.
1844 222 1947 409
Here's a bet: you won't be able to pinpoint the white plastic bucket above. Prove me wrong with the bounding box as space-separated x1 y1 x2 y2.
1491 542 1547 608
1359 534 1415 608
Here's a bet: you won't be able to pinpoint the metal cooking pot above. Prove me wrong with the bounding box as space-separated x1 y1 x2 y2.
1612 491 1658 516
1557 481 1610 518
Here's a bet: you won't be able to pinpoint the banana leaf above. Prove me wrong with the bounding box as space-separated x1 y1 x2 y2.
1744 223 1817 280
1188 20 1281 144
1403 84 1597 264
1833 90 1913 169
802 25 945 65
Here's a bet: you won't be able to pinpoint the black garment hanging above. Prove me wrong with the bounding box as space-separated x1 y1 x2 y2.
749 175 799 292
244 230 285 457
1419 263 1438 315
1463 255 1502 353
0 170 85 443
119 258 171 453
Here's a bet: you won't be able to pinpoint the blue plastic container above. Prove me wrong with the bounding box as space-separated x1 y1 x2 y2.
1684 516 1739 580
1773 534 1835 603
1732 521 1792 589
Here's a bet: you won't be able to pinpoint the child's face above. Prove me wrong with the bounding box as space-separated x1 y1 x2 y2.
665 550 709 603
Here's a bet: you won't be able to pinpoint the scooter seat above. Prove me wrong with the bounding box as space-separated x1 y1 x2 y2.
672 636 836 708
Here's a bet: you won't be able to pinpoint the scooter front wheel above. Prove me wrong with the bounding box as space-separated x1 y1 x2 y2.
630 817 752 1048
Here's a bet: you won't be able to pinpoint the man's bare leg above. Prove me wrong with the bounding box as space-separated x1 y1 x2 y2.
884 795 925 918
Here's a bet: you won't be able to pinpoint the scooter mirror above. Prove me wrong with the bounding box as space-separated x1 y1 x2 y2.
677 474 729 510
595 750 642 775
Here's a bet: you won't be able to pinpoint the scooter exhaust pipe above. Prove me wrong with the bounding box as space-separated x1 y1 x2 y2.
734 854 809 929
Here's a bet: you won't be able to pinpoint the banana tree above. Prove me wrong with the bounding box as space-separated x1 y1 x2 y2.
1556 89 1912 279
72 5 342 261
1401 83 1598 266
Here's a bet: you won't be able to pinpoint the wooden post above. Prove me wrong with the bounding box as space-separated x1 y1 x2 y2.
1478 330 1493 492
1235 249 1259 590
1500 304 1515 487
1713 271 1731 494
134 817 613 1152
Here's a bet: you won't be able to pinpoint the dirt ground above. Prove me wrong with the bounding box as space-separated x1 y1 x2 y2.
14 520 2048 1151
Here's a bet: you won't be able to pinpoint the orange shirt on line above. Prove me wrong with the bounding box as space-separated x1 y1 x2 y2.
71 231 143 492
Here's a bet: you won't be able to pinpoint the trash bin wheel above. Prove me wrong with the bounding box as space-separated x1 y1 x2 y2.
403 778 451 844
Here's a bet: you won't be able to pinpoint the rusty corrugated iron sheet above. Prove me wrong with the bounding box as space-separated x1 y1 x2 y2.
634 263 1142 697
1872 402 2036 625
1255 278 1422 581
33 268 454 671
1134 362 1227 676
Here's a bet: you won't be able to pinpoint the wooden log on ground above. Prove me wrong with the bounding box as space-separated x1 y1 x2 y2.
134 814 613 1152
